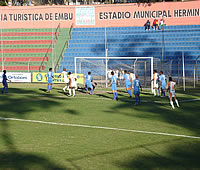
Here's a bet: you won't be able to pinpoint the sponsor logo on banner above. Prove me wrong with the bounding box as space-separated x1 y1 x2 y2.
0 72 31 82
32 72 84 84
76 6 95 25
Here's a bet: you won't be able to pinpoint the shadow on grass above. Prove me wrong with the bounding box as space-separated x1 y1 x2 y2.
118 141 200 170
0 151 66 169
104 91 200 169
0 88 67 169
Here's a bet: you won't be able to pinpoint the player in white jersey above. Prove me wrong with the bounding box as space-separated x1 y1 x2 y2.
68 72 77 97
59 68 69 92
168 77 180 109
152 70 159 96
129 71 135 83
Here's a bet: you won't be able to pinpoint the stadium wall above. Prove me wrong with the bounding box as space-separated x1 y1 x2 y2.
0 1 199 29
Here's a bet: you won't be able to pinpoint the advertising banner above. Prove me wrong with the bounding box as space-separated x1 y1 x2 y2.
0 1 199 29
32 72 84 84
0 72 31 82
76 6 95 25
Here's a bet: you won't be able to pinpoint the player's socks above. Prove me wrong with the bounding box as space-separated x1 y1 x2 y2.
63 86 67 92
127 90 132 97
113 93 116 100
170 101 175 109
90 89 93 94
50 85 52 90
69 89 72 96
153 89 156 96
135 96 138 104
85 87 88 92
163 91 165 96
2 87 5 93
115 92 118 98
47 85 49 92
72 89 75 96
157 89 160 96
139 96 141 104
175 99 180 107
5 88 7 93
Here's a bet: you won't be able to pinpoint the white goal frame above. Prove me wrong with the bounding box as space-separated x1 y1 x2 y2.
74 56 154 92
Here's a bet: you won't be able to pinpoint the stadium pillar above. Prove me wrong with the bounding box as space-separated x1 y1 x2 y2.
182 51 186 91
151 57 153 93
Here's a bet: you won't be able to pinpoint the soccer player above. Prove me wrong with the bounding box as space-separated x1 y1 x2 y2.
108 71 118 100
68 72 77 97
88 82 97 93
152 69 159 96
123 70 132 98
129 71 135 82
133 75 142 105
46 68 54 93
1 70 9 94
85 72 93 95
159 71 166 97
59 68 69 92
168 77 180 109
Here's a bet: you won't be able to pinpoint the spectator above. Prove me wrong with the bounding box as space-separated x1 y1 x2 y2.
144 20 151 31
159 18 166 30
152 19 158 30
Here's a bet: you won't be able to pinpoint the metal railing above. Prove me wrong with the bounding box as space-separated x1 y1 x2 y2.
54 23 74 72
39 23 61 72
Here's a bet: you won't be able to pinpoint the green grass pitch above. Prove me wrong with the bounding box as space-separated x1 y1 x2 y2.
0 83 200 170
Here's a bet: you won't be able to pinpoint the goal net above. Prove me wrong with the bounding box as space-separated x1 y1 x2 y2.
75 57 153 90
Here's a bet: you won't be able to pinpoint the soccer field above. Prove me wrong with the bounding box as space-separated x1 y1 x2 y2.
0 83 200 170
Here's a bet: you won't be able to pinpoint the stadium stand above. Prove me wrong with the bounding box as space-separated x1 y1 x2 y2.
58 25 200 76
0 27 71 72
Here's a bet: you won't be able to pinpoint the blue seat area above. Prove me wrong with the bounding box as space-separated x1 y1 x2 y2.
58 25 200 75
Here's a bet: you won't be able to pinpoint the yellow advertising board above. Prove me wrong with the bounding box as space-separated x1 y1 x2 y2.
32 72 84 84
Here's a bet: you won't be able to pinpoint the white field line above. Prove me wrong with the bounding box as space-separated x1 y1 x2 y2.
0 117 200 139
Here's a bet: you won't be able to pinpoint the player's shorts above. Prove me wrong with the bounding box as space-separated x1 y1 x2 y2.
125 82 131 89
170 91 175 97
86 82 93 89
48 79 53 84
112 84 117 91
64 78 69 84
134 90 140 95
3 82 8 87
70 81 77 88
153 84 158 89
161 83 166 90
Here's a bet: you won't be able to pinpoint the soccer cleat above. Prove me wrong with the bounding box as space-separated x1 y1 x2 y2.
116 97 118 101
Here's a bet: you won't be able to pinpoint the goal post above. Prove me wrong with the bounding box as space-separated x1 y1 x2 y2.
75 57 154 92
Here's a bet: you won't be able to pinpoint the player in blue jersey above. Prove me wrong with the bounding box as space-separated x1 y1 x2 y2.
108 71 118 100
1 70 9 94
159 71 166 97
123 70 132 98
85 72 93 95
133 75 142 105
46 68 54 93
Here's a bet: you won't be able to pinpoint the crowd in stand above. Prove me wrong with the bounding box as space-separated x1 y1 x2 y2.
144 18 166 31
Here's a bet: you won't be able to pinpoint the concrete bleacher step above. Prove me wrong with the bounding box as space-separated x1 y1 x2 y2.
1 40 56 45
0 32 59 37
2 36 55 41
0 57 49 62
0 48 52 53
4 53 50 57
1 44 51 49
0 65 46 71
